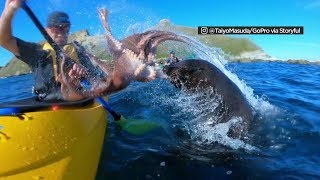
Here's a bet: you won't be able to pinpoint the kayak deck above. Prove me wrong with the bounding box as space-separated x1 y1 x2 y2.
0 98 107 179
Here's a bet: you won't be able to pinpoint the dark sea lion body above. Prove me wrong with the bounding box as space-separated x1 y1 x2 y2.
164 59 253 138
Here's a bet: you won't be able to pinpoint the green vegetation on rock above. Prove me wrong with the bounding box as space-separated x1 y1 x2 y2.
0 57 31 77
151 19 261 57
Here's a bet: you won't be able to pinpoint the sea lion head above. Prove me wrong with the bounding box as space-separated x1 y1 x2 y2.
163 60 208 90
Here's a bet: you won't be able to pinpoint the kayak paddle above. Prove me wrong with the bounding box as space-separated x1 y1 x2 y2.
20 1 160 135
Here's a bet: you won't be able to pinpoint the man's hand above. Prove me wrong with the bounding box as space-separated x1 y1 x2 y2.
59 79 85 101
68 63 86 82
57 63 87 101
5 0 22 11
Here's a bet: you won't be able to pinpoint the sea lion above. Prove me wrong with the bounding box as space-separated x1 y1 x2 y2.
163 59 253 139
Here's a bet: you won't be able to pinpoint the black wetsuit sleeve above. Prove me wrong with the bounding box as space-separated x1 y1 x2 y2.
15 38 46 68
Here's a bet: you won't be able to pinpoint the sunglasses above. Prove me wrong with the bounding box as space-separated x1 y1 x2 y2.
49 25 70 34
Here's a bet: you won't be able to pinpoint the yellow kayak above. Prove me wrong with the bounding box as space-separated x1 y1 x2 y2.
0 98 107 180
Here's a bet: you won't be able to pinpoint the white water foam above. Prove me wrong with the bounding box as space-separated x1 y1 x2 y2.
192 117 258 151
164 89 258 151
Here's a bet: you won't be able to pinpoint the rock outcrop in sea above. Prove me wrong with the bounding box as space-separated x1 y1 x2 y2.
0 20 318 77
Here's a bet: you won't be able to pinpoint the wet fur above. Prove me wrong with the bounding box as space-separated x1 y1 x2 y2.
164 59 253 139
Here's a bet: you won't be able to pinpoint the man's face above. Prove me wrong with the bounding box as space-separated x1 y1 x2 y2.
170 53 175 58
46 25 70 46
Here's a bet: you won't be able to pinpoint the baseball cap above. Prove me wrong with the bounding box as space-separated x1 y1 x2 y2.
46 11 71 27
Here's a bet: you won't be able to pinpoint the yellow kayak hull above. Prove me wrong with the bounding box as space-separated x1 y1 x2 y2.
0 102 107 180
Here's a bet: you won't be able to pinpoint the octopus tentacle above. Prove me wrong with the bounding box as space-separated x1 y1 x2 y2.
62 8 193 98
98 8 157 82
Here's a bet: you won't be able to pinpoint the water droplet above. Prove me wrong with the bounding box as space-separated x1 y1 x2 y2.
32 176 44 179
160 161 165 167
226 170 232 175
145 175 152 179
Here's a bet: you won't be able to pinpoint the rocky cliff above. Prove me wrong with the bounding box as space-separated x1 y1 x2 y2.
0 20 318 77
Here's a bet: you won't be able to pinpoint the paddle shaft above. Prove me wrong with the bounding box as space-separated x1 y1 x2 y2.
96 97 121 121
20 2 122 121
21 2 60 52
21 1 65 75
80 79 121 121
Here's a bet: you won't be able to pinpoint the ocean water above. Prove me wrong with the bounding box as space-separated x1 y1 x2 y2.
0 61 319 179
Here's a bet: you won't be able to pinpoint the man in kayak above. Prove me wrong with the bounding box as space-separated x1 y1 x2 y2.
0 0 90 101
165 50 179 66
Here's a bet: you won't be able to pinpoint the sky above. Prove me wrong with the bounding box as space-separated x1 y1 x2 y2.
0 0 319 66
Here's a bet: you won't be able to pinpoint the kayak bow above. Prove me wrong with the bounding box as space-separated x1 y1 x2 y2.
0 99 107 179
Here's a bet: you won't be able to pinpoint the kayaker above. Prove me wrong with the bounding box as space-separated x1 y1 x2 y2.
165 50 179 66
0 0 90 101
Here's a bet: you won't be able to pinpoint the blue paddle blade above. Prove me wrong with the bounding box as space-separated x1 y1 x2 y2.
0 107 20 116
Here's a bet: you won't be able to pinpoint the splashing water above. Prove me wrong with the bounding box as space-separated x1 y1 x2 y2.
135 30 280 151
193 117 258 151
163 87 258 151
166 32 278 115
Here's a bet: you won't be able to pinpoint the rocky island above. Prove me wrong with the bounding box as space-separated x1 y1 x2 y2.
0 20 318 77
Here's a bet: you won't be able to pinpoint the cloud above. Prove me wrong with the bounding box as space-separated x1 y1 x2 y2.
304 0 320 9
